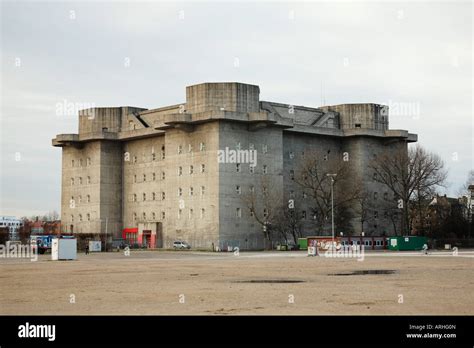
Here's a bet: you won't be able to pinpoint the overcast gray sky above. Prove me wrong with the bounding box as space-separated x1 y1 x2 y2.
0 0 472 218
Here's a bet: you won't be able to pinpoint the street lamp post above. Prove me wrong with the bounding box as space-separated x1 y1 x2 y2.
99 218 108 252
263 222 267 250
326 174 337 249
105 217 108 252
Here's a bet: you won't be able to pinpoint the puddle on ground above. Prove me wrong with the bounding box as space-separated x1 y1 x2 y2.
233 279 305 284
328 270 397 276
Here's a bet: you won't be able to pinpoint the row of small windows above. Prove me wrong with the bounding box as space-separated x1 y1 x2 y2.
174 142 267 154
134 209 217 220
71 189 390 204
128 143 208 162
177 208 206 219
124 163 270 176
133 212 166 221
178 164 205 176
286 151 331 160
125 143 272 164
235 163 266 174
71 195 91 203
71 149 338 168
129 146 166 163
133 191 167 201
236 185 266 195
0 222 21 227
178 143 269 156
177 142 206 154
287 190 308 199
70 213 91 222
71 177 91 186
70 209 225 222
134 172 165 183
132 207 282 220
71 158 92 167
233 209 390 220
131 186 207 202
233 143 268 153
65 208 390 223
177 186 205 197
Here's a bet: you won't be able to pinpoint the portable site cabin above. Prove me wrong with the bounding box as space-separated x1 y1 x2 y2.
299 236 388 250
51 237 77 260
388 236 427 251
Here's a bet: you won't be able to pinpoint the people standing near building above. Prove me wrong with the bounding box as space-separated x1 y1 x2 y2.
422 243 428 255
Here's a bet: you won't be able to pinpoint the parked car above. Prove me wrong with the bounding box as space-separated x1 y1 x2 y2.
173 241 191 249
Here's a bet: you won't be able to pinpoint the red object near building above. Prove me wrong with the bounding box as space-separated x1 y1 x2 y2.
123 225 159 249
122 228 138 245
307 236 342 252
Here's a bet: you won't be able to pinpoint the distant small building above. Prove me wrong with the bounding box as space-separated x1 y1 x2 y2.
0 216 23 241
28 218 62 236
411 194 467 237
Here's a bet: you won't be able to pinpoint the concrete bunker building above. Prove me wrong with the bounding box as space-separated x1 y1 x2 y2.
53 82 417 250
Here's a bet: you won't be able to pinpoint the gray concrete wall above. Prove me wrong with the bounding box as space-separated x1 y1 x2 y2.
161 123 220 249
320 104 388 131
218 122 284 250
121 123 220 249
98 141 123 239
122 136 166 231
61 142 100 234
341 136 406 235
281 132 407 237
186 82 260 114
78 107 147 135
282 132 344 236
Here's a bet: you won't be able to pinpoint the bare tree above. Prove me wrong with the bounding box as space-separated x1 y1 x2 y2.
49 210 60 221
0 227 10 244
457 170 474 196
18 218 32 243
389 208 403 236
241 176 284 249
294 149 361 234
357 185 402 236
273 197 304 244
369 144 447 235
457 170 474 238
42 211 60 222
355 190 374 235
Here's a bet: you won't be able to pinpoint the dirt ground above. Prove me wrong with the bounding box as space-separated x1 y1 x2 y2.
0 250 473 315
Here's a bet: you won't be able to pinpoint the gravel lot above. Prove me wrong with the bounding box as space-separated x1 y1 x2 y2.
1 250 473 315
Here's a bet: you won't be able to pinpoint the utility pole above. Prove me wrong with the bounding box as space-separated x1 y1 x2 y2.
105 217 108 252
327 174 337 250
